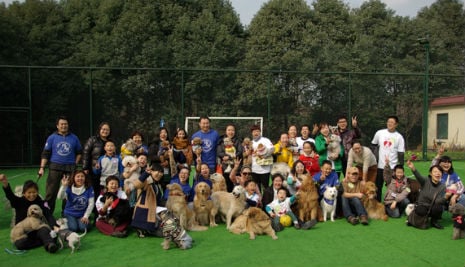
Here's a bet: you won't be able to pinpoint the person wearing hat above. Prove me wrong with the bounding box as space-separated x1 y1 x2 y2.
250 125 274 192
342 167 369 225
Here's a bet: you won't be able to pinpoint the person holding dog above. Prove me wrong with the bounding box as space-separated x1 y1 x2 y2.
250 124 274 192
217 123 243 192
191 116 220 174
38 115 82 215
1 174 59 253
341 167 369 225
315 122 344 178
57 170 95 232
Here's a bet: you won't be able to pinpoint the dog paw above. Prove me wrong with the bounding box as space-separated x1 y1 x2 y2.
210 223 218 227
272 236 278 240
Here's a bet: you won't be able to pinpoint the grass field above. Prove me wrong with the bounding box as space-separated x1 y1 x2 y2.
0 161 464 267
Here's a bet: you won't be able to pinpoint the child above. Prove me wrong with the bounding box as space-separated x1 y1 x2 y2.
342 167 369 225
57 170 95 232
299 141 320 176
245 180 260 208
265 187 300 229
95 175 130 237
313 160 340 197
94 140 123 189
0 174 58 253
383 159 411 218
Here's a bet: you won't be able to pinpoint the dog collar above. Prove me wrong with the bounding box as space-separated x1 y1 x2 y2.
324 198 335 205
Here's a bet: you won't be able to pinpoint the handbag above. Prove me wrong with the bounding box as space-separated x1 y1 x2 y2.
408 191 439 229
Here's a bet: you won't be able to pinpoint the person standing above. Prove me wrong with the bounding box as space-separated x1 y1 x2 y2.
371 115 405 202
250 125 274 192
296 125 315 154
191 116 220 174
38 116 82 214
336 115 362 177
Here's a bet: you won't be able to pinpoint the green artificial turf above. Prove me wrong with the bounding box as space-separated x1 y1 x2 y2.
0 163 464 267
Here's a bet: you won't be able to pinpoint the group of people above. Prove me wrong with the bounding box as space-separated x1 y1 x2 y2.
2 114 463 253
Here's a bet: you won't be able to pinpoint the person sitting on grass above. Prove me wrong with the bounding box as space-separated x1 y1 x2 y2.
265 187 301 229
383 158 410 218
57 170 94 232
342 167 369 225
244 180 260 208
0 174 59 253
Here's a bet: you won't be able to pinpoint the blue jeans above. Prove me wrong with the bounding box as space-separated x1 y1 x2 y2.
65 214 90 233
385 198 410 218
342 197 367 218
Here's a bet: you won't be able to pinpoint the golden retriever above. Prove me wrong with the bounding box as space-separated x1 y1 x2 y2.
210 173 227 192
362 181 388 221
211 185 247 229
193 182 215 227
229 207 277 240
11 204 50 242
296 174 319 222
166 183 207 231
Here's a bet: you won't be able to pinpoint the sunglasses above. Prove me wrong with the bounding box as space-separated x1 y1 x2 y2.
242 172 251 175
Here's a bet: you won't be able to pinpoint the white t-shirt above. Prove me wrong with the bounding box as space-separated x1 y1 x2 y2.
371 129 405 169
296 136 315 153
251 136 274 174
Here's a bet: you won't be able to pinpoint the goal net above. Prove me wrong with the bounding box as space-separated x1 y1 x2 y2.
185 116 263 140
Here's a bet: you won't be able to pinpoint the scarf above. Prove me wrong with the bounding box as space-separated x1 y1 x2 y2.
133 179 158 223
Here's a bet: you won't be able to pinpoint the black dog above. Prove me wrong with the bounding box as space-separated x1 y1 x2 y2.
100 192 131 226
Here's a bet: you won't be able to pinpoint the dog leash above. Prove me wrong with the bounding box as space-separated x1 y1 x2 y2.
4 247 27 255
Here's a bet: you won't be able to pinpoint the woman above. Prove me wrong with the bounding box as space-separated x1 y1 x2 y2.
121 130 149 157
172 128 194 168
287 125 299 162
407 160 447 229
148 127 171 189
433 155 465 207
315 122 344 177
287 160 308 195
346 139 377 183
82 122 111 200
262 173 289 212
273 133 294 168
217 124 243 192
57 171 94 232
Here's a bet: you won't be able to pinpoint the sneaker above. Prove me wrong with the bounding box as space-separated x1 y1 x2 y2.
136 229 146 238
348 216 359 225
294 222 301 230
301 219 317 230
360 215 369 225
46 243 58 253
111 230 128 238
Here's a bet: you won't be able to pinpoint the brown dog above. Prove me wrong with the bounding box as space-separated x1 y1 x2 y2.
193 182 215 226
362 181 388 221
230 207 277 240
166 184 206 231
296 174 319 222
210 173 227 192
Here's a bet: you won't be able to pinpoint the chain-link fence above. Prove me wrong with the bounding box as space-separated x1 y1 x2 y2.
1 65 464 166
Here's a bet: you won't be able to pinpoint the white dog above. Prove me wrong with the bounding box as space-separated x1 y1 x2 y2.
122 155 140 192
320 186 338 222
55 218 87 253
405 204 415 217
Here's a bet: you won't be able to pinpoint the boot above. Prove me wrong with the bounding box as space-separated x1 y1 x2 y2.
360 215 369 225
431 219 444 229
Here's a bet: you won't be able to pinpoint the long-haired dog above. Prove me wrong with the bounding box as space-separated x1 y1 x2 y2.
211 185 247 229
210 173 227 192
223 137 236 173
120 138 138 158
193 182 215 226
242 137 253 166
55 218 87 253
230 207 277 240
122 155 141 192
327 134 341 161
320 186 338 222
166 183 207 231
296 175 319 222
11 204 50 243
450 203 465 240
271 162 291 179
191 137 203 156
405 203 415 217
159 210 193 250
362 181 388 221
99 192 131 226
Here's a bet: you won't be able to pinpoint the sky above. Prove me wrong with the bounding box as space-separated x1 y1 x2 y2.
229 0 440 26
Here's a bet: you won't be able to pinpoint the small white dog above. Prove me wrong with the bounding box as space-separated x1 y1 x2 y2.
405 204 415 216
55 218 87 253
122 155 140 192
320 186 338 222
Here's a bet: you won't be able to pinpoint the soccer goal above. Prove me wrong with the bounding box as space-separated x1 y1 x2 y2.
184 116 263 139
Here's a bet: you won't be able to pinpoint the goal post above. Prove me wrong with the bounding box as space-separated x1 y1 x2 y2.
184 116 263 139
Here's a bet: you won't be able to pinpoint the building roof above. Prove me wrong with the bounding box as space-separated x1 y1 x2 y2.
430 95 465 107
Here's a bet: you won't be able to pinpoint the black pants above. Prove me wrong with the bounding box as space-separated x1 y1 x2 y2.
14 226 55 251
415 204 443 221
375 168 384 202
252 172 270 193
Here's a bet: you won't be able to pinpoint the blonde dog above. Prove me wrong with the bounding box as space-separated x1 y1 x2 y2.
210 173 227 192
122 155 140 192
193 182 215 226
55 218 87 253
362 181 388 221
296 175 319 222
211 185 247 229
11 204 50 243
230 207 277 240
166 183 207 231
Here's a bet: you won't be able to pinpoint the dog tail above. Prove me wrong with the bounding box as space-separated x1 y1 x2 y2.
188 225 208 232
78 228 87 238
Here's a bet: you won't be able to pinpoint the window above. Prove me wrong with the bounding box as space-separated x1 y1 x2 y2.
436 113 448 139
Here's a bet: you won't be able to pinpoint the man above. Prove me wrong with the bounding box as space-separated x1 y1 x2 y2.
191 116 219 174
250 125 274 191
38 116 82 214
371 115 405 202
296 124 315 153
336 115 362 176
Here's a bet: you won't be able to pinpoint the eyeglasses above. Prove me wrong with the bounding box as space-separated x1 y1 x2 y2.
242 172 251 176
